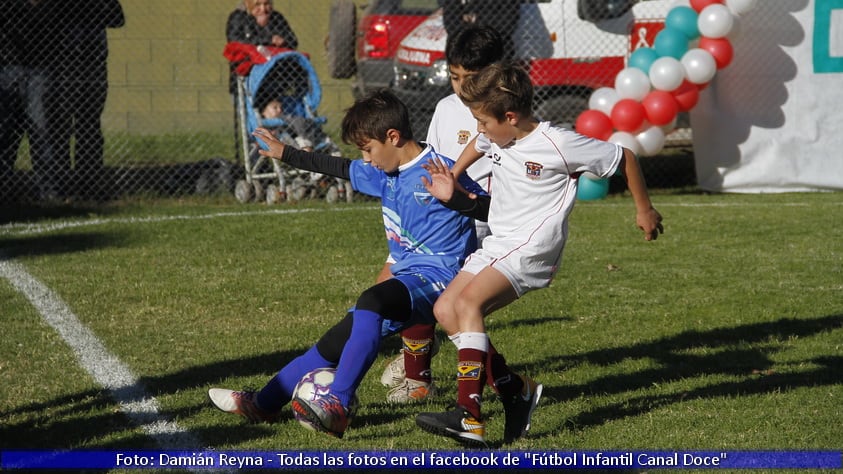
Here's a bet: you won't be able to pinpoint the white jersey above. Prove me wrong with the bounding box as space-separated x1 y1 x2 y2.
465 121 623 295
426 94 492 192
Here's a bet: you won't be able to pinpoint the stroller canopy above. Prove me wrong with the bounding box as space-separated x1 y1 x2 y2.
248 50 322 116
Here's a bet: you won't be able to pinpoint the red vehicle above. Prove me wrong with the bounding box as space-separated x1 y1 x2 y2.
327 0 439 97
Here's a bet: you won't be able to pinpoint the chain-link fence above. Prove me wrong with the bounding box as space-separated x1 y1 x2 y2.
3 0 724 205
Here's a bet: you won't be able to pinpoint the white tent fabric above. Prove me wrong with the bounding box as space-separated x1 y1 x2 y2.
692 0 843 193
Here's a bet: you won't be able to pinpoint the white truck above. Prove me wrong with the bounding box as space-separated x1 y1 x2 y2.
392 0 686 138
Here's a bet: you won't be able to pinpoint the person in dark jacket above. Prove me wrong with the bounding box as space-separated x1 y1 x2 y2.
441 0 520 59
53 0 125 199
1 0 65 200
226 0 298 49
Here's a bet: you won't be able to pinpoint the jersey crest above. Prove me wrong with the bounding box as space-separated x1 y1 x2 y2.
457 129 471 145
525 161 544 180
414 191 434 206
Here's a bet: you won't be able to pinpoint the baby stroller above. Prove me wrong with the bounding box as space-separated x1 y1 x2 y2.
226 43 353 204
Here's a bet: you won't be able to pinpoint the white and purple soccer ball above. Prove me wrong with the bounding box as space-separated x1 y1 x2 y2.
292 367 359 430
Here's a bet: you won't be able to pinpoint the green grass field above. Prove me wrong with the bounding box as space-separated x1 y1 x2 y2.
1 192 841 471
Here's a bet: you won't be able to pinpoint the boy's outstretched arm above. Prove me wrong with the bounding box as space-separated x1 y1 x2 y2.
422 158 490 221
254 127 351 179
618 148 664 241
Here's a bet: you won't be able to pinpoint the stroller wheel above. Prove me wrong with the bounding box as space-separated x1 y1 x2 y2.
326 185 339 203
343 180 354 203
288 183 307 202
266 184 284 205
253 181 266 203
235 179 253 203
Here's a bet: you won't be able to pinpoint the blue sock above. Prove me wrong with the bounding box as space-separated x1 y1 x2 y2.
257 345 332 411
331 309 382 407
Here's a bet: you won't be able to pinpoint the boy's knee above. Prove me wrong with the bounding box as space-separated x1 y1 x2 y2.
452 296 476 318
432 299 457 333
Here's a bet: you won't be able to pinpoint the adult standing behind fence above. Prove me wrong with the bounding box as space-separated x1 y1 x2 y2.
441 0 520 59
1 0 65 201
53 0 125 200
226 0 299 93
227 0 298 49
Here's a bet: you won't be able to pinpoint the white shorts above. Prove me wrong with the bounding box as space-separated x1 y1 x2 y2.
461 228 567 297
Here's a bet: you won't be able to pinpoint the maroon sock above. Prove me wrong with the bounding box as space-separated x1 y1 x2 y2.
400 324 435 383
457 348 486 420
486 341 523 398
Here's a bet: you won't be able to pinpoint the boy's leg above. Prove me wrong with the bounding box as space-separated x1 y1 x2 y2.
375 259 437 403
292 279 413 437
383 323 437 403
417 266 541 444
208 313 351 423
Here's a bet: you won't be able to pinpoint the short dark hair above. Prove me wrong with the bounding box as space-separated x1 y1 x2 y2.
341 89 414 147
459 62 533 121
445 25 504 72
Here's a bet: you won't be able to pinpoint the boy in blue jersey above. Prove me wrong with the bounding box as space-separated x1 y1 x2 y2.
208 89 484 438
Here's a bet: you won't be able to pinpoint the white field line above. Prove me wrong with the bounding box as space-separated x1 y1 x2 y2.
0 205 375 456
0 205 378 237
0 200 836 237
0 258 202 450
0 198 835 452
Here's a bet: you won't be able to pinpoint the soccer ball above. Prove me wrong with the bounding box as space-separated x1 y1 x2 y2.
292 367 359 430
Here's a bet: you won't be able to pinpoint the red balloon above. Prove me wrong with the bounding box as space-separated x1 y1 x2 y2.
699 36 734 69
575 109 613 141
642 90 679 126
689 0 723 13
611 99 646 133
672 80 700 112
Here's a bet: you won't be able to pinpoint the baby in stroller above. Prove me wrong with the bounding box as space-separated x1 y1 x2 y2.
258 97 317 152
228 46 352 204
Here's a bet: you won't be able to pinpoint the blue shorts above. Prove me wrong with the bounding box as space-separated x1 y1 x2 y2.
378 270 450 337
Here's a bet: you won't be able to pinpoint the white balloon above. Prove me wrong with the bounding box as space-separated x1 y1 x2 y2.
609 131 643 156
614 67 651 101
636 126 666 156
725 0 756 16
588 87 620 116
698 4 734 39
681 48 717 84
649 56 685 91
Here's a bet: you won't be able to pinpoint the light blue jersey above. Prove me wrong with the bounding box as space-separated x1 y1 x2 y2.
350 145 485 335
350 145 483 280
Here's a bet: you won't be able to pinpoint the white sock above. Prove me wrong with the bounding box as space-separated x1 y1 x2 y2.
458 332 489 352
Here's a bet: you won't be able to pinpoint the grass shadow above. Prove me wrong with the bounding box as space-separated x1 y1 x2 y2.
527 313 843 433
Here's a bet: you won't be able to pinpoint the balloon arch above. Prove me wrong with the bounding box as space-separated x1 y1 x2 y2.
575 0 757 200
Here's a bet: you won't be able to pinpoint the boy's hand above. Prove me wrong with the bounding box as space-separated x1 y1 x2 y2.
637 207 664 241
254 127 285 159
421 158 457 202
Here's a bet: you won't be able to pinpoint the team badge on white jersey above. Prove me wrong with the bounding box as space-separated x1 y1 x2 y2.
525 161 544 180
457 130 471 145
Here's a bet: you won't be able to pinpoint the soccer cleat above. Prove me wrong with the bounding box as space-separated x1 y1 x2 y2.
501 375 543 444
208 388 281 424
415 406 487 447
386 378 435 404
380 353 406 388
380 334 442 388
291 393 349 438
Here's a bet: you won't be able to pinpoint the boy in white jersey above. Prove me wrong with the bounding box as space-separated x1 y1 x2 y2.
379 26 507 404
208 89 484 439
415 62 664 446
